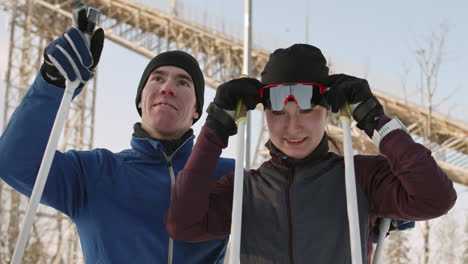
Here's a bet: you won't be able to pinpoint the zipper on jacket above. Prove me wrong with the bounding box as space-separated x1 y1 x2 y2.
167 163 175 264
160 136 193 264
286 166 296 264
162 154 177 264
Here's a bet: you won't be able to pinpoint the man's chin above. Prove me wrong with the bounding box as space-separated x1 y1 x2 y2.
155 122 188 137
153 120 176 131
151 113 176 124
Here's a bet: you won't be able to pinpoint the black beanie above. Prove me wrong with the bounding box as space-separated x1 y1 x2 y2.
261 43 329 85
135 50 205 123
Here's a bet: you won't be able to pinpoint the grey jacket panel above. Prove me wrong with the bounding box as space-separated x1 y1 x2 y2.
241 158 369 264
241 162 290 264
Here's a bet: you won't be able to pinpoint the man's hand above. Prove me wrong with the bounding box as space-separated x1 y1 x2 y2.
41 3 104 88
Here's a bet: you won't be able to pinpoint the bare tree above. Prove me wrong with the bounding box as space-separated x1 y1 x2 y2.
430 214 461 264
384 230 411 264
399 62 411 104
414 22 449 264
415 22 449 146
0 183 7 264
463 213 468 264
7 189 21 262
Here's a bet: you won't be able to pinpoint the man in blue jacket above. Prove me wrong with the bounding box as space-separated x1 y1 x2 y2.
0 4 234 264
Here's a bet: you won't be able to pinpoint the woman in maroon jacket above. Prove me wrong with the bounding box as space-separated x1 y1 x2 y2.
166 44 457 264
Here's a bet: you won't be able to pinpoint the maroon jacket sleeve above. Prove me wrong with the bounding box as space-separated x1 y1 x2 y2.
355 115 457 220
165 125 234 242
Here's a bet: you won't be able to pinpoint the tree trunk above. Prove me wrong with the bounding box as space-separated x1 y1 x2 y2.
422 221 430 264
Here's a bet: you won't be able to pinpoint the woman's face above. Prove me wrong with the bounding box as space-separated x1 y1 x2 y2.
266 102 328 159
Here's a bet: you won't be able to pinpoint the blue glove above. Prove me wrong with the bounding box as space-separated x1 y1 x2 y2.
41 3 104 88
373 219 415 243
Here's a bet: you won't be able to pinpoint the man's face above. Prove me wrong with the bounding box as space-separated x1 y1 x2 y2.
138 65 199 139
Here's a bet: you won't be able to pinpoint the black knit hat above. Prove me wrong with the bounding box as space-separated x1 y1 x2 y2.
135 50 205 123
261 43 329 85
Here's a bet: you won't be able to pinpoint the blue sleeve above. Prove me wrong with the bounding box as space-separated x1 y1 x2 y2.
0 72 90 217
214 157 235 180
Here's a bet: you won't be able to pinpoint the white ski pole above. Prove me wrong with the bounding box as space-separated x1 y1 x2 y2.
372 218 391 264
228 90 249 264
340 103 363 264
10 7 99 264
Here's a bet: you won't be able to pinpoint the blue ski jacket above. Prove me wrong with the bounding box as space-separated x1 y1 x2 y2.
0 73 235 264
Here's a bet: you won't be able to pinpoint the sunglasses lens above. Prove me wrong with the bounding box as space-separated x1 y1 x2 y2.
293 84 313 110
270 87 292 111
265 83 317 111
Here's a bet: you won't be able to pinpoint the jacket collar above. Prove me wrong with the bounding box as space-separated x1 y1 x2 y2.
267 133 329 167
130 122 194 160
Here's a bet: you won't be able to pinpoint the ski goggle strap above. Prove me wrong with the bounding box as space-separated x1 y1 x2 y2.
259 82 328 111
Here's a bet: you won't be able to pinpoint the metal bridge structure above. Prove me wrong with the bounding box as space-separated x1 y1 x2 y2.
0 0 466 262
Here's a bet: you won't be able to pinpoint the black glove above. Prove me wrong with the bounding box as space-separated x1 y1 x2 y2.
324 74 384 137
41 3 104 88
206 78 263 146
213 77 263 111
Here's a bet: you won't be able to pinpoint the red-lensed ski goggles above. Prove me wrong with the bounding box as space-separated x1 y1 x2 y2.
259 82 328 111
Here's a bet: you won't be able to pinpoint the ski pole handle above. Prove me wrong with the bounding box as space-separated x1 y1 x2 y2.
235 100 247 123
234 74 249 123
64 5 100 95
67 5 100 88
339 102 353 121
72 4 100 43
84 8 99 33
